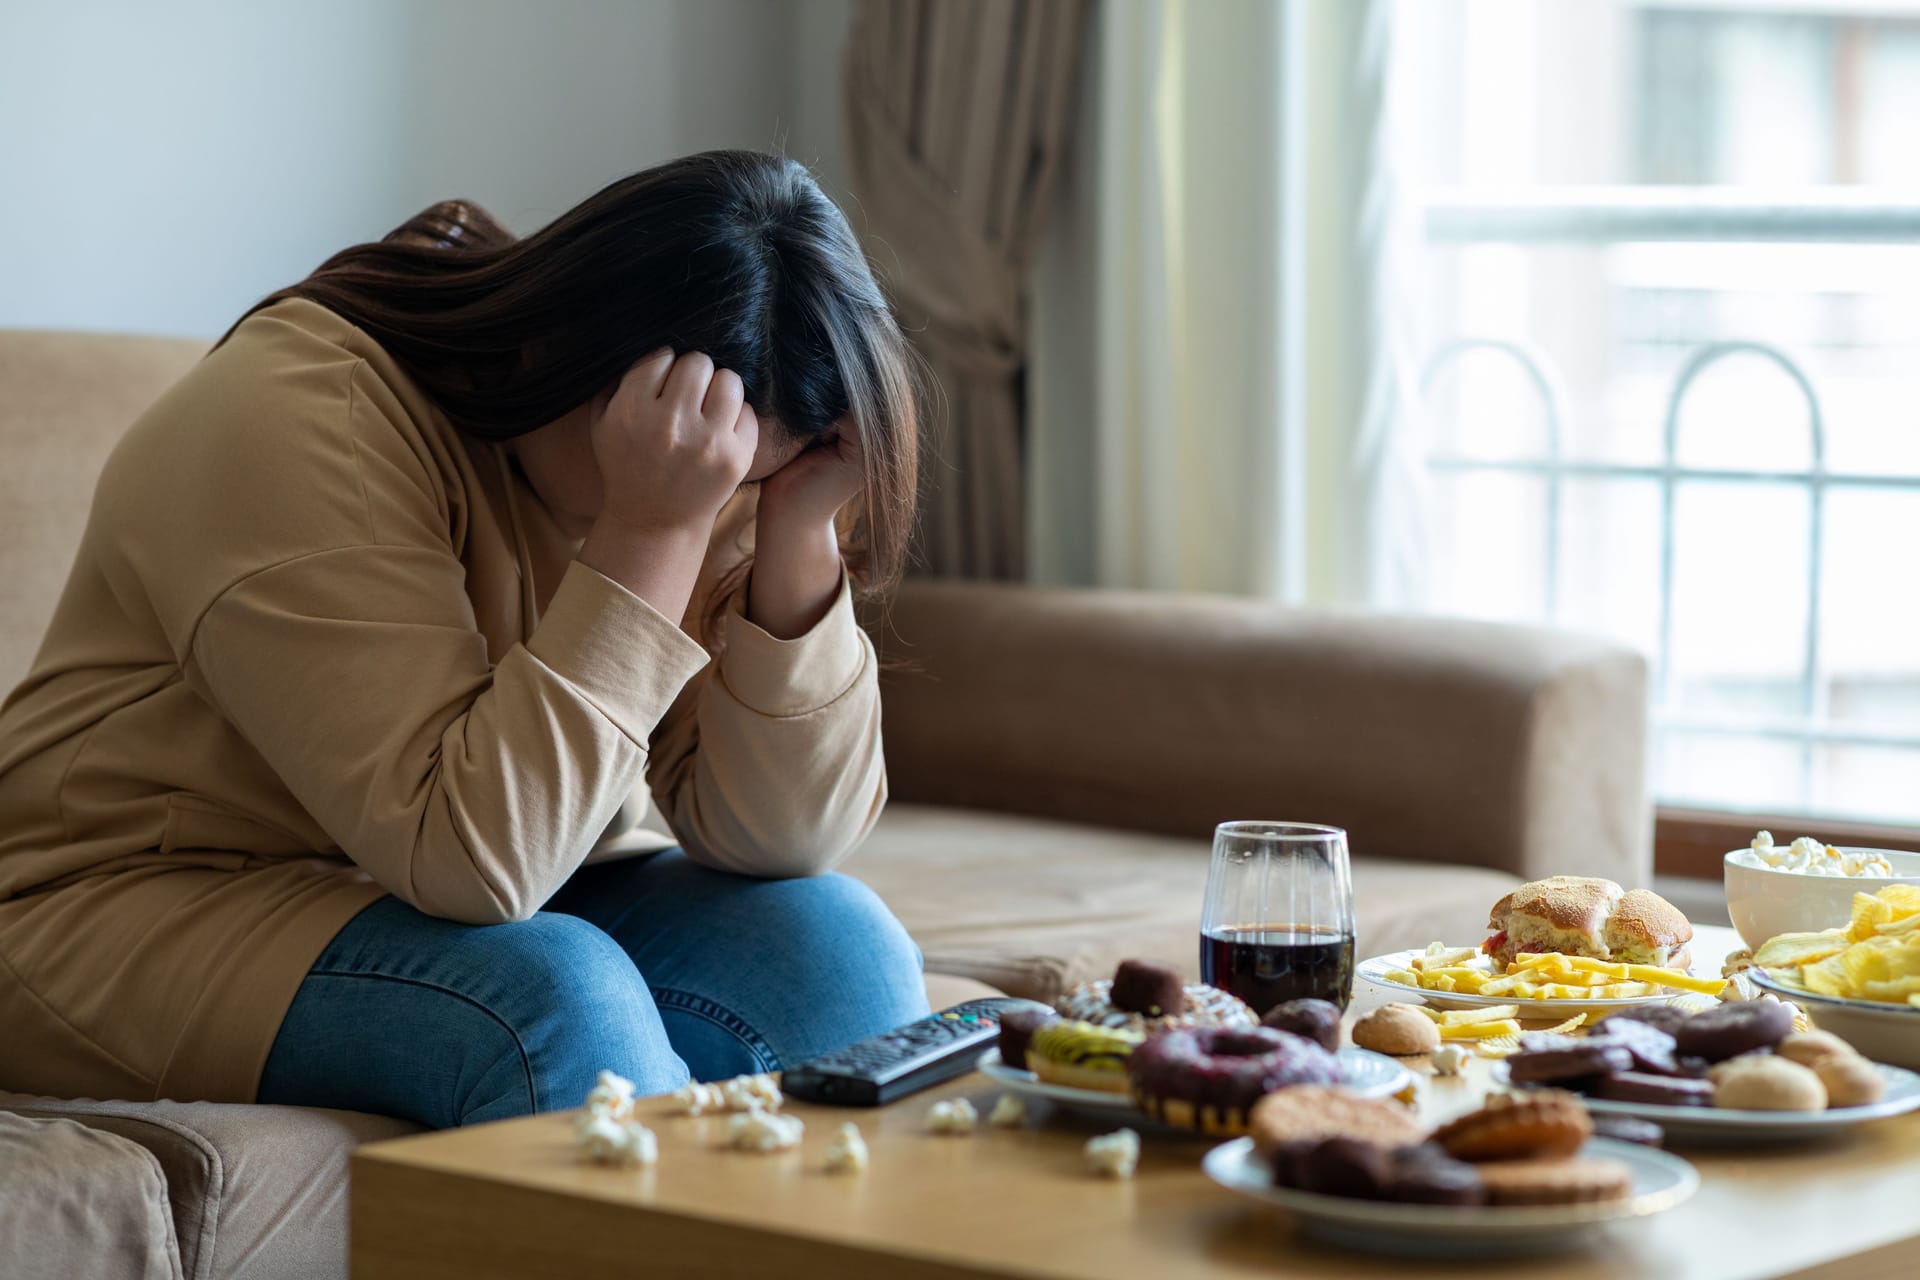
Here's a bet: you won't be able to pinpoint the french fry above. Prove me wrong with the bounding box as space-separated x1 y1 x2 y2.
1429 975 1458 992
1438 1019 1521 1040
1474 976 1522 997
1436 1005 1520 1026
1620 964 1726 995
1385 968 1422 988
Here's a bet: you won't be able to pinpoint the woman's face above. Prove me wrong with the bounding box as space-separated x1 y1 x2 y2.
510 398 808 538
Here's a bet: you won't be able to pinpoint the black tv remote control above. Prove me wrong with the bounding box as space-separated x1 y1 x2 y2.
780 997 1053 1106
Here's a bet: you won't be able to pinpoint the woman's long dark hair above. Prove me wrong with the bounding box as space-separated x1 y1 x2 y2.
228 151 920 636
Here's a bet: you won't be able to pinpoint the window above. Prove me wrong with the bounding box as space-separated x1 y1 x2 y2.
1396 0 1920 825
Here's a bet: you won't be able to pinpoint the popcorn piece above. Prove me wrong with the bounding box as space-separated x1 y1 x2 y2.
583 1069 636 1121
988 1093 1027 1128
925 1098 978 1134
824 1122 869 1173
720 1073 784 1113
1738 831 1890 878
1083 1128 1140 1179
668 1081 723 1115
727 1109 804 1152
576 1112 658 1168
1429 1044 1470 1076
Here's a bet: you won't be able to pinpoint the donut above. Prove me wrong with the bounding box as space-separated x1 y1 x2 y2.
1432 1091 1591 1162
1350 1005 1440 1057
1591 1018 1680 1075
1261 998 1343 1052
996 1007 1059 1071
1127 1026 1342 1135
1110 959 1186 1017
1055 977 1254 1035
1671 1001 1794 1063
1025 1021 1144 1093
1598 1005 1692 1038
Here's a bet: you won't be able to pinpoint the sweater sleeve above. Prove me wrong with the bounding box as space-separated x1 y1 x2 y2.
645 571 888 878
189 553 711 923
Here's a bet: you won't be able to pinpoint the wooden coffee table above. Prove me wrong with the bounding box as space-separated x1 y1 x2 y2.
352 927 1920 1279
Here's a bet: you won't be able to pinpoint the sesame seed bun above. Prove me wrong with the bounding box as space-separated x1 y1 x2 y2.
1485 877 1693 968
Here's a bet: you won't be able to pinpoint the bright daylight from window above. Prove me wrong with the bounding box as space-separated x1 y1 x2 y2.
1396 0 1920 825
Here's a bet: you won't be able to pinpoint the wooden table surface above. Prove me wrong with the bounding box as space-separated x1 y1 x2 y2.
351 926 1920 1280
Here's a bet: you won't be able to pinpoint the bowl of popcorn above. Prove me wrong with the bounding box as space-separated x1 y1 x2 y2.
1725 831 1920 950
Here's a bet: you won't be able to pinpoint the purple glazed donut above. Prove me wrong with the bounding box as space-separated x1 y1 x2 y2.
1126 1025 1342 1136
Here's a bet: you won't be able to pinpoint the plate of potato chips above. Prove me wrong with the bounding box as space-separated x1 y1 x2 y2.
1359 943 1728 1018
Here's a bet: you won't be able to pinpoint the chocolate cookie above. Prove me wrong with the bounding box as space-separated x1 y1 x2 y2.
1110 959 1186 1017
1296 1136 1396 1199
1594 1018 1681 1075
1262 998 1343 1053
1590 1116 1665 1147
996 1006 1059 1071
1592 1071 1713 1107
1477 1156 1633 1206
1600 1005 1692 1038
1672 1000 1794 1063
1388 1143 1488 1206
1507 1036 1634 1086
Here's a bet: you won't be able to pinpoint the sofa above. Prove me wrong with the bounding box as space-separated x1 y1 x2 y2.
0 326 1650 1279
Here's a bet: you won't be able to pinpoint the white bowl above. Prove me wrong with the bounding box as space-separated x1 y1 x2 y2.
1749 970 1920 1070
1723 847 1920 950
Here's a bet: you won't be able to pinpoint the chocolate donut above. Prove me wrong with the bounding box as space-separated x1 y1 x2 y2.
996 1007 1059 1071
1672 1001 1794 1064
1261 998 1343 1053
1111 959 1186 1017
1128 1025 1342 1135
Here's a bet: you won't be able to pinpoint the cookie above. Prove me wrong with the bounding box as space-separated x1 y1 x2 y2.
1592 1071 1713 1107
1507 1035 1633 1086
1600 1005 1692 1038
1432 1090 1591 1162
1593 1018 1681 1075
1351 1004 1440 1057
1388 1143 1488 1206
1590 1115 1665 1147
1813 1054 1885 1109
1672 1000 1794 1063
1248 1085 1426 1161
1774 1031 1856 1069
1476 1157 1634 1206
1262 998 1343 1053
1295 1136 1396 1200
1711 1055 1827 1112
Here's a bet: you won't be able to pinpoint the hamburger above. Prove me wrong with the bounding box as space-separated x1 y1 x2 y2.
1482 876 1692 970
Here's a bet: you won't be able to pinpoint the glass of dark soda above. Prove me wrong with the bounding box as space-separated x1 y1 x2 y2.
1199 821 1356 1015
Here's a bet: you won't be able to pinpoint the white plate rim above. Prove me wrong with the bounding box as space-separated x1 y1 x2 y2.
1202 1135 1699 1233
1751 967 1920 1018
975 1046 1412 1112
1518 1063 1920 1131
1358 950 1683 1013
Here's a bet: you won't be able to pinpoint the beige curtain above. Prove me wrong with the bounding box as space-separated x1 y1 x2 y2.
844 0 1090 580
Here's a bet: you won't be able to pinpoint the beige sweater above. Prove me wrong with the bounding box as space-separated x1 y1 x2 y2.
0 299 886 1103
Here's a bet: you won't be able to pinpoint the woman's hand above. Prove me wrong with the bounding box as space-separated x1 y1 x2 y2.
749 420 864 640
579 350 758 625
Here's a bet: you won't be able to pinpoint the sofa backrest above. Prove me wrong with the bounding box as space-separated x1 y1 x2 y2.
0 329 206 687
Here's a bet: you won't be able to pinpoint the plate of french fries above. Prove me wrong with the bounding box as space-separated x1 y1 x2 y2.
1359 943 1728 1015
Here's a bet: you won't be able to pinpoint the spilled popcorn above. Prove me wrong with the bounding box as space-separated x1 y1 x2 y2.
584 1069 636 1120
720 1073 784 1112
823 1122 869 1173
728 1109 804 1152
668 1081 723 1115
1083 1128 1140 1179
988 1093 1027 1128
1429 1044 1470 1076
925 1098 978 1134
576 1111 659 1167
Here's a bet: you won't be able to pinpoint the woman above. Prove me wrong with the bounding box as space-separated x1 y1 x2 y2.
0 151 929 1128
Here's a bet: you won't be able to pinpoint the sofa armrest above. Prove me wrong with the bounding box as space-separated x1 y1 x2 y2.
872 581 1651 886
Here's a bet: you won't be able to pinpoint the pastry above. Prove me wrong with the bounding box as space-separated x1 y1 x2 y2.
1483 877 1692 969
1351 1005 1441 1057
1055 975 1255 1036
1813 1054 1885 1109
1388 1143 1488 1205
1671 1000 1794 1063
1476 1157 1634 1205
1110 958 1186 1017
1248 1085 1426 1162
1774 1030 1855 1068
996 1006 1059 1071
1261 998 1343 1052
1710 1056 1827 1112
1026 1021 1145 1093
1127 1025 1342 1135
1592 1071 1713 1107
1432 1091 1591 1162
1590 1115 1665 1147
1506 1035 1634 1086
1294 1136 1396 1200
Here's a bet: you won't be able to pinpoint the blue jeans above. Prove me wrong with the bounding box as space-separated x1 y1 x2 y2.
255 851 927 1129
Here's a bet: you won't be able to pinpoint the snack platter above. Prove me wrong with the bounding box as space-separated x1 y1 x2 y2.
1562 1065 1920 1139
1203 1136 1698 1258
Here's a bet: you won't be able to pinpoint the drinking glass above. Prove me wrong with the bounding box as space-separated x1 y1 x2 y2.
1199 821 1357 1014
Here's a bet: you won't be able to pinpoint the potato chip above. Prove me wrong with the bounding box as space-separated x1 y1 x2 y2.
1848 892 1894 943
1436 1005 1520 1026
1540 1013 1588 1035
1754 929 1849 970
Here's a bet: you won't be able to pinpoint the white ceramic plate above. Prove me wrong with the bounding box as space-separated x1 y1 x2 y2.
975 1046 1411 1129
1750 968 1920 1070
1358 950 1683 1016
1203 1136 1698 1258
1515 1063 1920 1142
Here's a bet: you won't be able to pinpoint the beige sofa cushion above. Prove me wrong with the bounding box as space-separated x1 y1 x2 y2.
843 803 1521 1003
0 1109 182 1280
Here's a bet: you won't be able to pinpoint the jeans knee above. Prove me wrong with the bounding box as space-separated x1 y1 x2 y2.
772 875 921 972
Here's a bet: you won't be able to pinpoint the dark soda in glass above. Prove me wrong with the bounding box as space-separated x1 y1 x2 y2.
1200 923 1356 1015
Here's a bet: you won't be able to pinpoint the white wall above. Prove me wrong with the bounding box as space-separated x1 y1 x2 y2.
0 0 831 338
